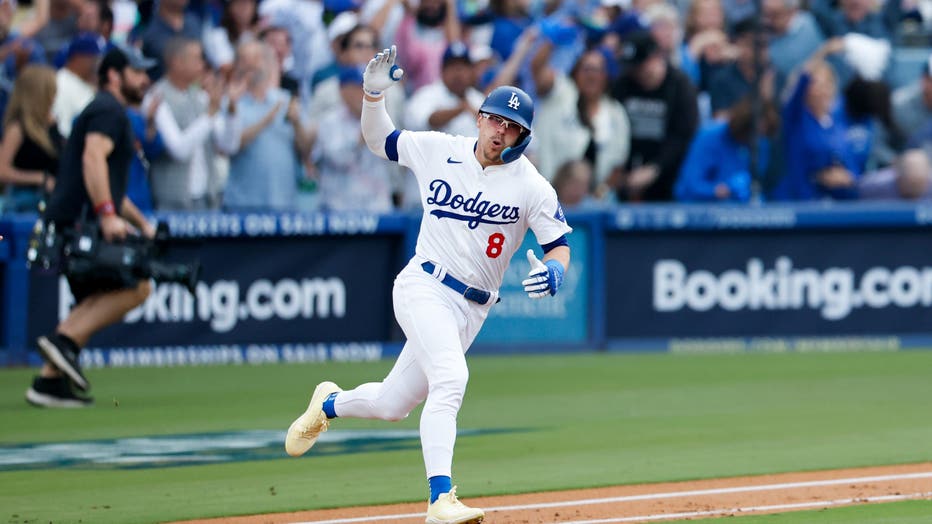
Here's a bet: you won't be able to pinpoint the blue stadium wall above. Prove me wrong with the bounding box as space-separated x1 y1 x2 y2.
3 203 932 367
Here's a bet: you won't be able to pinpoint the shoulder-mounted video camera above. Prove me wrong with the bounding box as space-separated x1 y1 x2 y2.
27 219 201 295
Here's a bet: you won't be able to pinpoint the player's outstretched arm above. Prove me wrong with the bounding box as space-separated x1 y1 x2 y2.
361 46 405 160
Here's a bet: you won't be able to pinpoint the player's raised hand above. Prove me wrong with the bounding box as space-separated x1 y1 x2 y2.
522 249 564 299
363 45 404 98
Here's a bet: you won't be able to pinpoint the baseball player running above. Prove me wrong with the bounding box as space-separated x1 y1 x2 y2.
285 45 572 524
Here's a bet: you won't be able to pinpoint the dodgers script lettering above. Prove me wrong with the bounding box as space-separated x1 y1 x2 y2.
426 179 521 229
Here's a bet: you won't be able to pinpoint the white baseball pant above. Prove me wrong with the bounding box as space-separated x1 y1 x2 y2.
333 258 492 478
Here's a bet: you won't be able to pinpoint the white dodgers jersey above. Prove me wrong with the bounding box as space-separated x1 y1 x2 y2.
395 131 572 292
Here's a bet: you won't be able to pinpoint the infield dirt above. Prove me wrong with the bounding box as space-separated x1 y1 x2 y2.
174 462 932 523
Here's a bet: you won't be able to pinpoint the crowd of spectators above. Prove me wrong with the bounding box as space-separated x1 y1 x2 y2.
2 0 932 215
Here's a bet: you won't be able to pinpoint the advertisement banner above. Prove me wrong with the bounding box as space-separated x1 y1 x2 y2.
474 226 589 345
27 235 404 348
605 230 932 339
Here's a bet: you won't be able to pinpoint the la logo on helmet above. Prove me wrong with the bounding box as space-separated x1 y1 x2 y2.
507 92 520 110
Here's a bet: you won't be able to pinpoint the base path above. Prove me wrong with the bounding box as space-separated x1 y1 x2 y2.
175 463 932 524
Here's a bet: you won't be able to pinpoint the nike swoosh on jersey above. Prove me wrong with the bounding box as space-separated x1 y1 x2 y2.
446 157 463 164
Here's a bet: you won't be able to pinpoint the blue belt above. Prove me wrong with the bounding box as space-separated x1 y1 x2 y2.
421 262 498 305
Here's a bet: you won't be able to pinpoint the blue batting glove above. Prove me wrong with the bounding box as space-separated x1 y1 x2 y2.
522 249 565 298
363 45 404 97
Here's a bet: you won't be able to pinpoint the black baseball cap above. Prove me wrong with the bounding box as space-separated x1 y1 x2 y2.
620 31 659 67
98 43 156 78
730 17 758 39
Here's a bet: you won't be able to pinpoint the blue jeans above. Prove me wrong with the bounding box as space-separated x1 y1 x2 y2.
5 186 42 213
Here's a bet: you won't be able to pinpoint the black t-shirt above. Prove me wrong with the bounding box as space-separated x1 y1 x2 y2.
12 122 62 175
612 66 699 201
45 91 135 224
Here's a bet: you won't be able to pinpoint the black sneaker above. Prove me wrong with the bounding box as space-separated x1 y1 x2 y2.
37 334 90 392
25 376 94 408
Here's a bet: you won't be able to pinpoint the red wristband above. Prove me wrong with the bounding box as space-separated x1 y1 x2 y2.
94 200 116 217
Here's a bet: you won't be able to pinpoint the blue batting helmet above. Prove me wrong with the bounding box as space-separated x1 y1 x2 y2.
479 86 534 163
479 86 534 130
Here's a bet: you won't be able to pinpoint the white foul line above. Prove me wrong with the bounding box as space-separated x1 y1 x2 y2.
483 471 932 512
557 491 932 524
290 471 932 524
291 511 425 524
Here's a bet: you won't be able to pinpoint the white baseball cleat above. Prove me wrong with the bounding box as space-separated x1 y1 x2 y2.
425 486 485 524
284 381 342 457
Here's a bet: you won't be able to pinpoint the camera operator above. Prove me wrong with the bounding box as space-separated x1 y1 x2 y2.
26 45 158 408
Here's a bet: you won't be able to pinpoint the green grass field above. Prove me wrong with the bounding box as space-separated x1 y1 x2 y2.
2 350 932 523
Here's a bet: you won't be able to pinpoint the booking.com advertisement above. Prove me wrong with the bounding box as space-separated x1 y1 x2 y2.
26 235 405 366
605 229 932 341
